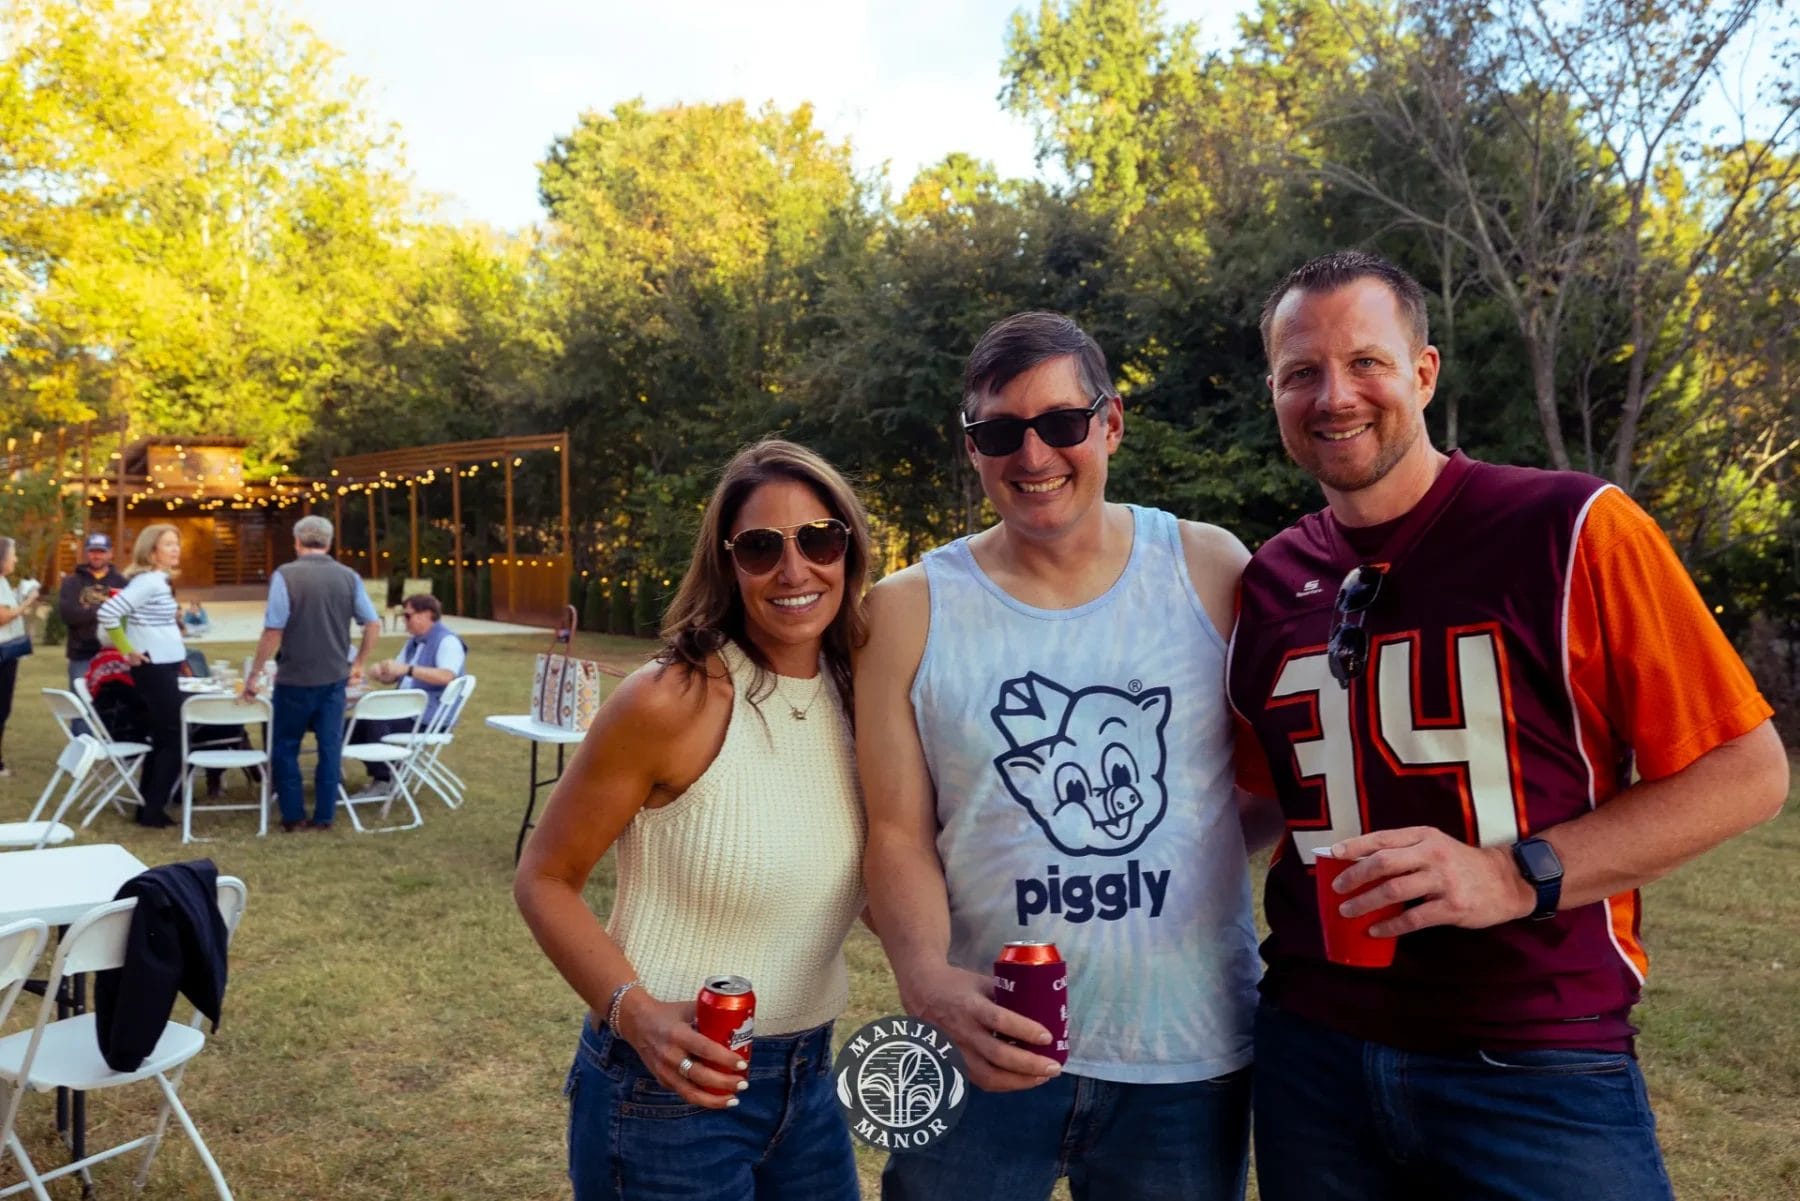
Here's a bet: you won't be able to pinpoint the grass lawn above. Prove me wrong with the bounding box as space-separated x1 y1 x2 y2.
0 632 1795 1199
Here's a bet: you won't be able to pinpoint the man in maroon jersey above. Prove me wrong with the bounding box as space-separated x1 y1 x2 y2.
1228 249 1788 1200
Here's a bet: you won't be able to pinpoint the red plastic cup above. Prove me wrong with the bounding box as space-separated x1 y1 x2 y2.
1313 848 1406 968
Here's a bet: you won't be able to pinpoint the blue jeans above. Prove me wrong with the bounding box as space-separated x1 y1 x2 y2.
1252 1003 1674 1201
880 1065 1250 1201
271 680 346 825
566 1019 857 1201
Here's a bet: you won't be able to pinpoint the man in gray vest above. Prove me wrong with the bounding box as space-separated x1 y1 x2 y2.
243 514 382 831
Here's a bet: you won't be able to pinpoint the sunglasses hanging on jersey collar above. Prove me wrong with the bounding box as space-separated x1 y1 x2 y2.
1328 564 1387 689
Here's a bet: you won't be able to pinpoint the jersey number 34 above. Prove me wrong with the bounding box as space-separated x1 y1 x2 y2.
1268 624 1522 861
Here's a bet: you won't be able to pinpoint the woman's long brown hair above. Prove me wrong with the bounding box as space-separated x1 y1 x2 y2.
657 440 871 719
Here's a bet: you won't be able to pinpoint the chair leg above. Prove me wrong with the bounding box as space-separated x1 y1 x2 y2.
151 1074 234 1201
4 1129 53 1201
337 781 368 833
65 770 111 829
182 765 197 844
109 752 149 811
389 774 424 832
134 1075 179 1188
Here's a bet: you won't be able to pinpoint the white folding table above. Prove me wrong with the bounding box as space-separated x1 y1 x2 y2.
485 714 587 864
0 843 148 925
0 842 149 1194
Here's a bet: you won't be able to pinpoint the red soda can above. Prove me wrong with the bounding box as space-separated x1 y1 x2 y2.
993 941 1070 1064
695 975 756 1094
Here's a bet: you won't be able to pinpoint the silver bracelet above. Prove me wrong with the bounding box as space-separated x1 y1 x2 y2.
606 980 643 1032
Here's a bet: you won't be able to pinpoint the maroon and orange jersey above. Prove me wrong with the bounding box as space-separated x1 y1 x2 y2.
1228 452 1771 1051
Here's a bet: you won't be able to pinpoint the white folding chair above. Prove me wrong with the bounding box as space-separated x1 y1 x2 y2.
179 696 273 843
0 738 103 850
0 919 50 1199
380 675 476 809
338 689 427 832
0 877 246 1201
49 685 149 822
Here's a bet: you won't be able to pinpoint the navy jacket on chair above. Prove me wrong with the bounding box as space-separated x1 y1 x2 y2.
93 859 230 1072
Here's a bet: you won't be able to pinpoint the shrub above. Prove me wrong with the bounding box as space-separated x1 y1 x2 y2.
632 578 661 638
610 581 632 637
583 577 606 633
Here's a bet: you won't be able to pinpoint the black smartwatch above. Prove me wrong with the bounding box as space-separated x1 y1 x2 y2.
1512 837 1564 921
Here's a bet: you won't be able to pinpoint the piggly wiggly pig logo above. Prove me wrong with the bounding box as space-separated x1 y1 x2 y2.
990 673 1171 857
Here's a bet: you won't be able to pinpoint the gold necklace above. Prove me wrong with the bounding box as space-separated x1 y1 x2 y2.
772 673 826 721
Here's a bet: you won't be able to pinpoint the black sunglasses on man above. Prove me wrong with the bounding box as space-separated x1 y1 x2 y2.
961 391 1111 457
1328 564 1387 689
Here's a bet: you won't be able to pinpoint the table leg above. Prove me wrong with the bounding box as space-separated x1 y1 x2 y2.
513 742 569 865
50 959 95 1197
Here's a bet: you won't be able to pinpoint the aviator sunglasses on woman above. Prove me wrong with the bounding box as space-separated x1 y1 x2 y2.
723 518 850 575
961 390 1111 457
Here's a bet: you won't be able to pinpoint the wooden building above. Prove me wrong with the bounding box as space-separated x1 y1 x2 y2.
60 437 315 593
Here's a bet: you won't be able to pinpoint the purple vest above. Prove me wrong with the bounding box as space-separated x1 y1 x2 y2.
402 621 463 725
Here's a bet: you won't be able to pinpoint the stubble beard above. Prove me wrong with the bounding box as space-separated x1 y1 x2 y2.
1287 412 1421 495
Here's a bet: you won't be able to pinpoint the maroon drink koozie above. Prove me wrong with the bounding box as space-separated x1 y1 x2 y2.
994 941 1070 1064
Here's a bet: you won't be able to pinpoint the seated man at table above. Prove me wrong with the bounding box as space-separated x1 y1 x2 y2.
347 593 467 800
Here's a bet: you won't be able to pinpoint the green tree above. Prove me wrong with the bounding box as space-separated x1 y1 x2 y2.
535 98 866 586
582 576 606 634
1 0 416 470
609 581 632 638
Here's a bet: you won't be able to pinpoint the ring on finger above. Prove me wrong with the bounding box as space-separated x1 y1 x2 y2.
678 1055 695 1080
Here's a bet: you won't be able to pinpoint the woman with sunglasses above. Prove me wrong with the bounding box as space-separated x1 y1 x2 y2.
516 439 872 1201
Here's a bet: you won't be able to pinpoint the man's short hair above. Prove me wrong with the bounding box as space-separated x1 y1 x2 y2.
1258 250 1429 361
403 594 441 621
293 514 334 549
962 311 1112 420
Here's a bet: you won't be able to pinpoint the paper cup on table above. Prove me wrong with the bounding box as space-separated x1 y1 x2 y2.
1313 848 1405 968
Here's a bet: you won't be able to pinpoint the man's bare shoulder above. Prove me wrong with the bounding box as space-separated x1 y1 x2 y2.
1177 519 1252 576
866 564 930 620
859 565 931 673
1177 520 1251 640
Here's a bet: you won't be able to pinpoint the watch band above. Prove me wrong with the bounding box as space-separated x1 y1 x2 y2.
1512 837 1564 921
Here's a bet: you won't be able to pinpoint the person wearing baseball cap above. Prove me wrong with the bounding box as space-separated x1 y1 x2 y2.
60 530 128 710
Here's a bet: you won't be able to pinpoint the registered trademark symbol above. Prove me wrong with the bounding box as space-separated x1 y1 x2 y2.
1128 678 1142 693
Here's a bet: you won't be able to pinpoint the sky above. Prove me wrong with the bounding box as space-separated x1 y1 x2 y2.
285 0 1255 231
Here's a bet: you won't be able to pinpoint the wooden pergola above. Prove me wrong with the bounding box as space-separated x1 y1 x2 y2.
331 433 572 624
14 417 325 590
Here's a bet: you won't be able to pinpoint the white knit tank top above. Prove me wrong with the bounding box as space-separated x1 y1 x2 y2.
606 642 866 1035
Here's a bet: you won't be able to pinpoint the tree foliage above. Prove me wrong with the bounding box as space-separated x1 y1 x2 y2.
2 0 1793 653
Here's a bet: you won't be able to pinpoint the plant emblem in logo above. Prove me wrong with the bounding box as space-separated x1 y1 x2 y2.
833 1016 970 1151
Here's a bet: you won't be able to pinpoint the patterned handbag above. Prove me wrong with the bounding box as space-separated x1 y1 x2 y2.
530 604 603 731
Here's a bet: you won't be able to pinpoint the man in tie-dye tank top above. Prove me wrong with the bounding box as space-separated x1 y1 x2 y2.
858 311 1283 1201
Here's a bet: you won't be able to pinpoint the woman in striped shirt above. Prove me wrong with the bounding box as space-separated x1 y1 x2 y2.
98 524 186 827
